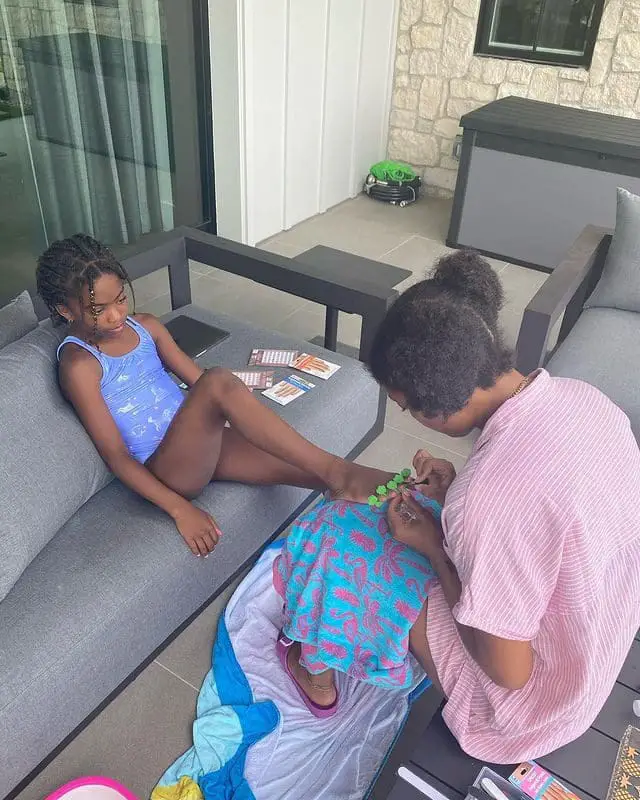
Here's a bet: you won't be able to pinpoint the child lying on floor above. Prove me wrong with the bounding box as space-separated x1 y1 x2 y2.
272 450 452 717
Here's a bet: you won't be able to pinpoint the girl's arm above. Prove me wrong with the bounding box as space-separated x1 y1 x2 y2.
59 348 219 556
135 313 204 387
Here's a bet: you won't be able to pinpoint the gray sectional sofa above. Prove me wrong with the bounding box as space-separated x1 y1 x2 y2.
516 187 640 440
0 229 408 797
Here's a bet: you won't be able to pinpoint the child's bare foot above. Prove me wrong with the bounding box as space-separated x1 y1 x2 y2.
329 461 395 504
287 641 337 707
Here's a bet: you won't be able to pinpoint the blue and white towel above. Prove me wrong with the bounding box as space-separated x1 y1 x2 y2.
153 542 428 800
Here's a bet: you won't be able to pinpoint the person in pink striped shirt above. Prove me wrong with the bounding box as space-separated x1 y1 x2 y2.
368 250 640 763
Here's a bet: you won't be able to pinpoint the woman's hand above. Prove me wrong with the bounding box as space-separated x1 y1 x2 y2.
172 502 221 557
412 449 456 505
387 491 444 560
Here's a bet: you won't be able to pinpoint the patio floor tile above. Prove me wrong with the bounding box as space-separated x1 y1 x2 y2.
385 400 479 459
356 424 468 476
501 262 548 315
319 193 453 242
154 574 246 690
15 664 196 800
261 210 418 261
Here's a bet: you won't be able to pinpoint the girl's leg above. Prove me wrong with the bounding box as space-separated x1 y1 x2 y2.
286 640 337 707
147 367 390 498
286 601 435 707
409 599 444 695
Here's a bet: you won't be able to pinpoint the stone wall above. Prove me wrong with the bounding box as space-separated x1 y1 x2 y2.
388 0 640 197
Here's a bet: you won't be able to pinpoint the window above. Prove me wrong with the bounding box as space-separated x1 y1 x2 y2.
0 0 214 304
474 0 605 67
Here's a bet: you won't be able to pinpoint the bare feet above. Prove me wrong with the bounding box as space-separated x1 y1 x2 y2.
329 461 395 504
287 641 337 707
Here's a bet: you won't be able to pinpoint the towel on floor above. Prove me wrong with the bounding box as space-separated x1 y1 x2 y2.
153 542 428 800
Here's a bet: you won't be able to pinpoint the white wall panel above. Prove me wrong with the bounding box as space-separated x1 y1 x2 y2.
284 0 329 229
319 0 364 213
209 0 246 242
212 0 399 244
351 0 399 195
243 0 288 245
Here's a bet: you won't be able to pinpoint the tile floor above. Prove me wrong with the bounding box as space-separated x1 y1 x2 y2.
15 195 549 800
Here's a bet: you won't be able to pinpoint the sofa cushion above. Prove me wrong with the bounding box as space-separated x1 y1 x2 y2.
548 307 640 441
0 306 382 793
0 290 38 350
0 323 113 601
587 187 640 313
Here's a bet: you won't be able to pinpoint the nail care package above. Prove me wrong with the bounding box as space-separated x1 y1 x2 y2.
464 764 580 800
509 763 581 800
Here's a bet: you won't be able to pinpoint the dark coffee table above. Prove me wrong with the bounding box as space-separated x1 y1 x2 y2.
293 246 411 357
371 634 640 800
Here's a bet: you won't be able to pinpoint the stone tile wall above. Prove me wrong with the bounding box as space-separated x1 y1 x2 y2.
389 0 640 197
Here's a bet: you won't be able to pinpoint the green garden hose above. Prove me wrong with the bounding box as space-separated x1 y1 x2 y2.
369 160 417 182
364 161 421 206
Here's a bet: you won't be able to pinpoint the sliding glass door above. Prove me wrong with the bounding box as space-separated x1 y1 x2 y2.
0 0 213 303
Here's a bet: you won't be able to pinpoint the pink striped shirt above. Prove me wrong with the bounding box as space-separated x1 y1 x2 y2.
427 370 640 763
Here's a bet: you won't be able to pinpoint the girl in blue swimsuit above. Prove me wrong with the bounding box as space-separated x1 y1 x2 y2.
36 234 389 557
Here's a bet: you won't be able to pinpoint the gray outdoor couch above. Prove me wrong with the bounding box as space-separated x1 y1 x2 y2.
516 188 640 441
0 228 408 797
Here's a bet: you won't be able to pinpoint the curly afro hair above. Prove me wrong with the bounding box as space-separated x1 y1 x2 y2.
368 250 512 418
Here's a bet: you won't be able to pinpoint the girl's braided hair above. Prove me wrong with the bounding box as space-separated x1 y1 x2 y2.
36 234 135 341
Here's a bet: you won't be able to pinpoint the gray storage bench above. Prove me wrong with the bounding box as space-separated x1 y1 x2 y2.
0 227 409 798
447 97 640 271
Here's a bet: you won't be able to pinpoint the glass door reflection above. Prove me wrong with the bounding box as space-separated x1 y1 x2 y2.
0 0 209 304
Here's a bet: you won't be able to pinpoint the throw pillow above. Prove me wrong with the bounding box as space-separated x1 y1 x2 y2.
0 323 113 601
587 187 640 313
0 290 38 350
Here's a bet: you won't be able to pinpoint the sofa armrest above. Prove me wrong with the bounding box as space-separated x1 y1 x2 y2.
515 226 612 375
121 226 410 361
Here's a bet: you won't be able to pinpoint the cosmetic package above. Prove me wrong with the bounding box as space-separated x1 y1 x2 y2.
464 766 526 800
464 765 580 800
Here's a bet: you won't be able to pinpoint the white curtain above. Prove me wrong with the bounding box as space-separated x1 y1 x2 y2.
5 0 174 245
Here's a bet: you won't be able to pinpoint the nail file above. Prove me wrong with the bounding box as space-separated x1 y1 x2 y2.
397 767 453 800
481 778 513 800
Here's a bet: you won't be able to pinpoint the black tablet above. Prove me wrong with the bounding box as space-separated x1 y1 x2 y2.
165 315 230 359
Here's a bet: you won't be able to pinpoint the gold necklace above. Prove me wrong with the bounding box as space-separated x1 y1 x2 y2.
508 374 533 400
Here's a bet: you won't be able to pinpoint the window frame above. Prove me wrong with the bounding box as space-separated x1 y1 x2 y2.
162 0 216 235
473 0 606 69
